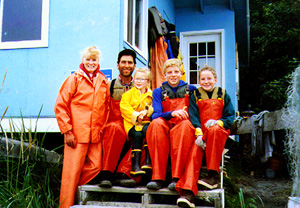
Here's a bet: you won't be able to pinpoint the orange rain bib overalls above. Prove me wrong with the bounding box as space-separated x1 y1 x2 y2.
176 87 230 196
146 84 195 181
101 79 129 173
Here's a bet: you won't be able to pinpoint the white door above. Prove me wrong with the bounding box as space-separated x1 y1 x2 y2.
180 30 224 88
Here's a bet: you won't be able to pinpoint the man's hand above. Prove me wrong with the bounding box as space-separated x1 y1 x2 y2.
195 135 206 150
65 131 77 148
171 109 189 120
205 119 218 128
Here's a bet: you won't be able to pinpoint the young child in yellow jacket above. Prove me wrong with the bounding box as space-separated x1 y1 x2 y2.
120 68 153 176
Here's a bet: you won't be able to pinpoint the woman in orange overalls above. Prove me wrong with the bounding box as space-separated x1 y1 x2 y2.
54 46 110 208
175 66 235 208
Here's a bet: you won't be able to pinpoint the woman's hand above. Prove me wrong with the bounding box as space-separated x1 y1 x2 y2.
65 131 77 148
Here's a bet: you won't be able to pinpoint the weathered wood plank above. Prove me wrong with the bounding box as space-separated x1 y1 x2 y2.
77 185 222 208
71 203 214 208
78 185 222 198
231 109 288 135
0 137 62 163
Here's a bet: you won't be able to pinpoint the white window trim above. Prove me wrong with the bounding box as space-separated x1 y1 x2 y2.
124 0 148 58
0 0 49 50
180 29 225 88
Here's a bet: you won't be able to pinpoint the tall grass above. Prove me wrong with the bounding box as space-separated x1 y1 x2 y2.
0 108 62 207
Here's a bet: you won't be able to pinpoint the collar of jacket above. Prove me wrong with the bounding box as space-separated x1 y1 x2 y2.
79 63 100 81
132 86 153 97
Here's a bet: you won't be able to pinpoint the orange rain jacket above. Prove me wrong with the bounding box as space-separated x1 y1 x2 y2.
55 69 110 143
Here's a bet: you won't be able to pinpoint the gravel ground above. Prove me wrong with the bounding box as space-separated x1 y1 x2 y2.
236 175 293 208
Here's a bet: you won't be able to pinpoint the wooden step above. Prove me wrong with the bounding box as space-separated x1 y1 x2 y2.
74 149 228 208
76 185 224 208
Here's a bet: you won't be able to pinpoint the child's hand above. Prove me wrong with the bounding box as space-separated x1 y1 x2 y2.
195 135 206 150
65 131 77 148
140 109 148 116
205 119 218 128
137 114 144 123
171 109 189 120
137 110 148 123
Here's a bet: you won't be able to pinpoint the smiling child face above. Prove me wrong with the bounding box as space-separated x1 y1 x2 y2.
199 70 217 92
134 71 149 92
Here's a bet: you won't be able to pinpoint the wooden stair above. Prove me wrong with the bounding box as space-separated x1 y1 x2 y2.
75 185 223 208
73 149 228 208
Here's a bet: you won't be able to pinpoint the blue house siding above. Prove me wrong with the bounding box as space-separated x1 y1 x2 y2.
0 1 123 118
0 0 243 133
175 4 237 109
149 0 176 24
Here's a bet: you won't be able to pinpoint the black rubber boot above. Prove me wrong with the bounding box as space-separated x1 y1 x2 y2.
146 180 164 190
115 173 136 187
98 170 113 188
130 149 146 176
141 144 152 171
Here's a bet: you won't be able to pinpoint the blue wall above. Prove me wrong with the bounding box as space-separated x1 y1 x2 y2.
0 1 123 117
0 1 237 119
149 0 176 24
175 4 237 109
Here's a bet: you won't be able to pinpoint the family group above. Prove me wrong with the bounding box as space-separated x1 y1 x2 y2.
54 46 235 208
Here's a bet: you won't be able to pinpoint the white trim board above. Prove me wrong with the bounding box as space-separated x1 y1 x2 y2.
1 118 60 133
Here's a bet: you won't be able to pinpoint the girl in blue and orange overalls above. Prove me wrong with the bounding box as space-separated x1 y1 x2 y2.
175 65 235 208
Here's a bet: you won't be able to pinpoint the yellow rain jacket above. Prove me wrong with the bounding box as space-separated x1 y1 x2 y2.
120 87 153 134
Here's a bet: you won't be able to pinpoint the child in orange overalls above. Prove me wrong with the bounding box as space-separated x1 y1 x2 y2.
120 68 153 176
146 58 197 191
175 65 235 208
54 46 110 208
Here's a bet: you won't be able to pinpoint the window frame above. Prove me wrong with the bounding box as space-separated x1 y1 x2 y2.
124 0 148 58
180 29 225 88
0 0 49 50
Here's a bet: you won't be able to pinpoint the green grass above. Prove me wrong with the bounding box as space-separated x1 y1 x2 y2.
0 109 62 208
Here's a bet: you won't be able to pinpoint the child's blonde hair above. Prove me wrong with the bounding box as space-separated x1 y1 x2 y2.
199 65 217 79
163 58 183 73
134 68 152 81
82 46 101 59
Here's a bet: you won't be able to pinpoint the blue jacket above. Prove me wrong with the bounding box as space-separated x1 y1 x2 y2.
152 80 197 120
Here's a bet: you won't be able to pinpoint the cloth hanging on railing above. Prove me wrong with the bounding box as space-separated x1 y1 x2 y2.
250 110 276 162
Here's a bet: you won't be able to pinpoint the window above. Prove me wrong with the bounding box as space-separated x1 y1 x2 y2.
124 0 148 57
0 0 49 49
180 30 224 87
189 41 216 84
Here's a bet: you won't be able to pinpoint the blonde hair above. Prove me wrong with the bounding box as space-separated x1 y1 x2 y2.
199 65 217 79
163 58 183 73
82 46 101 59
134 68 152 81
